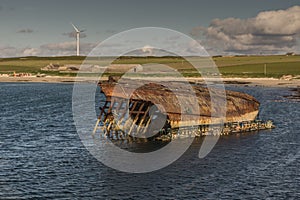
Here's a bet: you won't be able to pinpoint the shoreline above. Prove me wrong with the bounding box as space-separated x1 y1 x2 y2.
0 76 299 87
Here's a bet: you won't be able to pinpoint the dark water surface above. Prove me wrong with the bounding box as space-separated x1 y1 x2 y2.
0 83 299 199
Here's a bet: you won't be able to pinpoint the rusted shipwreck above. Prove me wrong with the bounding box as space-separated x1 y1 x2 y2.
93 77 274 141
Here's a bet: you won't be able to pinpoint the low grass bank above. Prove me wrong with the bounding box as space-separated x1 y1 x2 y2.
0 55 299 78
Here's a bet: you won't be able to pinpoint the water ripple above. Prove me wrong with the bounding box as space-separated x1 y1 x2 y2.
0 83 298 199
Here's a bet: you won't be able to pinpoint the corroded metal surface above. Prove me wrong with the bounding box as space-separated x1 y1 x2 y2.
99 77 260 128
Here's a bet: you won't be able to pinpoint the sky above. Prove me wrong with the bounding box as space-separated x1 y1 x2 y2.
0 0 299 57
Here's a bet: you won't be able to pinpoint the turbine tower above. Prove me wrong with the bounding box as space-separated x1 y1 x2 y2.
71 23 85 56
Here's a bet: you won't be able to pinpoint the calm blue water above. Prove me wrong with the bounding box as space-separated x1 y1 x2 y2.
0 83 299 199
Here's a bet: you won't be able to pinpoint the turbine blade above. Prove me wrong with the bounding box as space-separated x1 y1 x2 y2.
70 22 79 32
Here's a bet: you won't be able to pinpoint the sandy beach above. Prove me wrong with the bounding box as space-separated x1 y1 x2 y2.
0 76 299 87
189 77 300 87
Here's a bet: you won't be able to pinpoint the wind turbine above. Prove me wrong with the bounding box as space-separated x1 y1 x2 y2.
71 23 85 56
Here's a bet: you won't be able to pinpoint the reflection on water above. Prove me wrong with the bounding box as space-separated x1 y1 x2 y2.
0 83 299 199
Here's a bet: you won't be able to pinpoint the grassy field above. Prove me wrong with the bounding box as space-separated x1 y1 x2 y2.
0 56 85 75
0 55 299 78
214 55 300 78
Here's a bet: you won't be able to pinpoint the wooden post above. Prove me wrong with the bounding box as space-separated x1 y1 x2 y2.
106 121 113 137
93 101 109 135
136 104 151 133
127 102 146 136
116 100 130 128
142 116 152 135
264 64 267 76
102 101 112 122
121 101 138 131
92 118 101 135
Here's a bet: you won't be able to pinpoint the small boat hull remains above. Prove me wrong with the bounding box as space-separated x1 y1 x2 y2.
93 77 275 142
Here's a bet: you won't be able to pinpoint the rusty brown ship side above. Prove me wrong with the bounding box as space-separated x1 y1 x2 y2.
92 77 262 140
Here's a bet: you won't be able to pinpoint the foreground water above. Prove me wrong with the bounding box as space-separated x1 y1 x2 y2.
0 83 299 199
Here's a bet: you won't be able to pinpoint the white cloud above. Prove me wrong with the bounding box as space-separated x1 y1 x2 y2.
191 6 300 54
142 45 154 55
40 41 77 51
0 46 41 57
22 48 40 56
0 46 19 57
0 42 97 57
39 41 97 56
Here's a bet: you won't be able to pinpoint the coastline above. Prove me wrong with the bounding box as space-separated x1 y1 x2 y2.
0 76 299 87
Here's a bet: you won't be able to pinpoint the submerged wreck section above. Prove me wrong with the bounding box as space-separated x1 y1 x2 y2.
93 77 274 141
